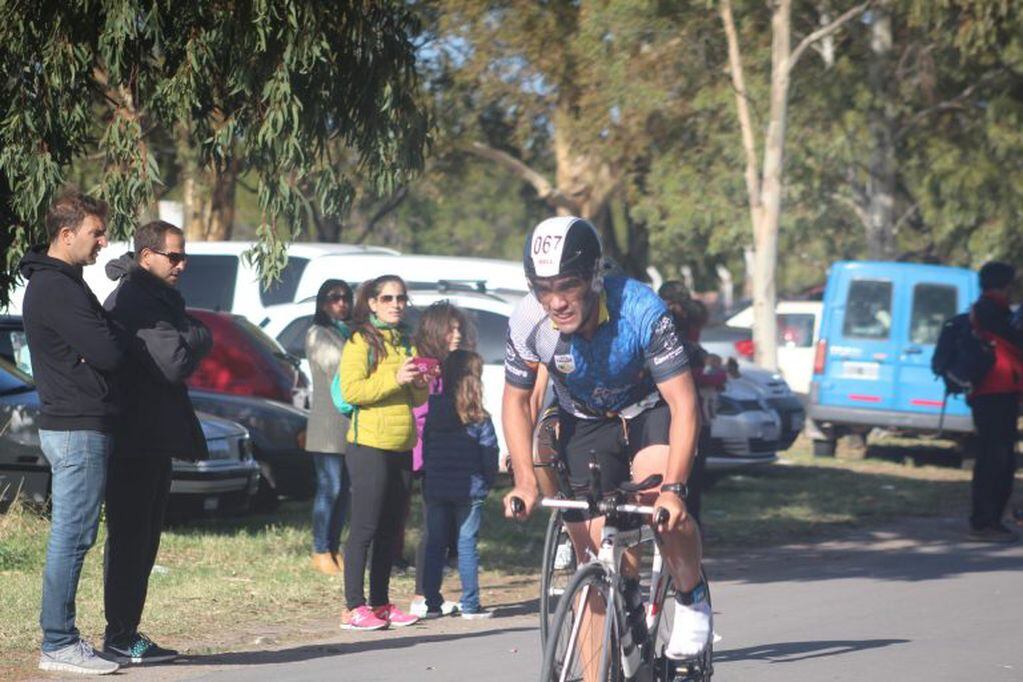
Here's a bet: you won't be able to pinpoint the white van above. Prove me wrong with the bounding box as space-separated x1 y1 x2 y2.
1 241 398 319
725 300 822 395
288 253 529 306
263 287 515 459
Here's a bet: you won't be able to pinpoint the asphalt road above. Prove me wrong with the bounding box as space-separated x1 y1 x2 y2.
32 516 1023 681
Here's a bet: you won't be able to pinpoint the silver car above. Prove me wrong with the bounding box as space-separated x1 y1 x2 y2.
0 358 260 517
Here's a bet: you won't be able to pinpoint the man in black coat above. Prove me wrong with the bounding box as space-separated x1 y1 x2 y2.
101 220 212 664
21 191 127 676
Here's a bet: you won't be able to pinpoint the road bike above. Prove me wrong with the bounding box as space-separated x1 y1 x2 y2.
521 462 713 682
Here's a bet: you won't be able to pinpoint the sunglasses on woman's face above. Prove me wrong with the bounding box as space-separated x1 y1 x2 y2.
376 294 408 304
326 292 349 303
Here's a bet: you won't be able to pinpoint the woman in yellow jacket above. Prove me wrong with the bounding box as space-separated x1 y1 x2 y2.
340 275 434 631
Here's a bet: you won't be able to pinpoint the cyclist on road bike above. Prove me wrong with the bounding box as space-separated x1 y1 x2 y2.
503 216 711 660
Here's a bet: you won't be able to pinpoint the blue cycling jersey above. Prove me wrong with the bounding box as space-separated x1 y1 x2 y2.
505 276 689 419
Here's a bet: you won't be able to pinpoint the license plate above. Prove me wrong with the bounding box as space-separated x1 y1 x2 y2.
841 361 880 380
203 496 219 512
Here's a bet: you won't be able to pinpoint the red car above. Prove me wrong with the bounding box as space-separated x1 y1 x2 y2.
187 309 310 409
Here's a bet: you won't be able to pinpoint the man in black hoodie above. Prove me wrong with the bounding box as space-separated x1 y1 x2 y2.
20 191 126 676
101 220 211 664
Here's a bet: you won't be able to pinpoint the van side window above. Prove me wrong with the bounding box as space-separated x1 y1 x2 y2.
261 257 310 307
177 255 238 311
842 280 893 340
910 284 957 345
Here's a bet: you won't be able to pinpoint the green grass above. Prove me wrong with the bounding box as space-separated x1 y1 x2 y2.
701 439 974 548
2 437 1010 675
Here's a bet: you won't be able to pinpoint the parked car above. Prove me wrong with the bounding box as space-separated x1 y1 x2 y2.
188 388 313 510
707 376 782 471
699 324 755 364
0 315 312 511
0 357 260 517
808 261 977 455
187 308 310 409
282 254 529 312
725 301 822 395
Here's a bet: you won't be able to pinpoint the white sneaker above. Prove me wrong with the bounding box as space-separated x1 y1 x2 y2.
410 598 460 618
461 608 494 620
409 598 428 618
665 593 712 660
553 542 573 570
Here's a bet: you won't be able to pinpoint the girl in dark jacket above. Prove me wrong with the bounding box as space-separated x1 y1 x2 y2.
421 350 498 619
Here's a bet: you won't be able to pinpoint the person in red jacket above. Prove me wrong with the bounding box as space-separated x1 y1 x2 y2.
968 261 1023 543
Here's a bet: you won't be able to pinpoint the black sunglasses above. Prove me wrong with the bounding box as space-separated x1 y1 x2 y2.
326 292 351 303
150 249 188 265
376 294 409 304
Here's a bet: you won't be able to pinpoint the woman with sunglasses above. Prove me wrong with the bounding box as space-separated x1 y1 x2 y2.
339 275 436 631
305 279 354 575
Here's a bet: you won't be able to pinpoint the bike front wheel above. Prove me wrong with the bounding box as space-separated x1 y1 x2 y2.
539 562 623 682
540 509 577 647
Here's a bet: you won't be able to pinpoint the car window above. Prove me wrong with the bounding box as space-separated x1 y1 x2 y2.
910 284 957 345
260 257 310 307
405 305 508 365
0 356 33 394
467 309 508 365
277 315 315 359
234 316 289 357
177 255 238 311
842 280 893 340
777 314 815 347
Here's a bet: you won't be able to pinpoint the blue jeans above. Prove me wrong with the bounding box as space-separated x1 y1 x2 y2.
38 430 112 651
423 498 484 613
311 453 349 554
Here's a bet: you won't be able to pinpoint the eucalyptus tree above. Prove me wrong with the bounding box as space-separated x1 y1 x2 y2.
0 0 428 305
421 0 717 276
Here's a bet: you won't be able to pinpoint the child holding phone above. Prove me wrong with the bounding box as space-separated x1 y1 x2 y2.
420 350 498 619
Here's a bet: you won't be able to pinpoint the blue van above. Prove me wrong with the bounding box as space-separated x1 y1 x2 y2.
808 261 978 455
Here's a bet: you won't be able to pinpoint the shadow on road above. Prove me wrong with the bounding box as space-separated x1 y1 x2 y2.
176 625 536 667
715 638 910 664
708 516 1023 586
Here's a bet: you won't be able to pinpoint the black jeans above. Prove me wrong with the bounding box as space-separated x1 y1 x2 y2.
969 393 1019 530
103 456 172 646
343 445 412 610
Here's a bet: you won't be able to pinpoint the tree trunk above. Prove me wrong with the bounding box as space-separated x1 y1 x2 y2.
866 4 896 260
203 158 239 241
721 0 870 369
176 121 237 242
750 0 792 371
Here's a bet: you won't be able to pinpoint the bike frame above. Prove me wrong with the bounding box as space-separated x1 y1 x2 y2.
541 498 671 679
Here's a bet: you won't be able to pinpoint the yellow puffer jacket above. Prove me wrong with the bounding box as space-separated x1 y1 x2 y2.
339 326 427 451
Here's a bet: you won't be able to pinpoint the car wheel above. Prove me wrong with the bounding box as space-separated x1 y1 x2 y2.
812 439 837 457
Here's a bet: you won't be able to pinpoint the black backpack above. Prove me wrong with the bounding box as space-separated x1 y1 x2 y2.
931 312 995 395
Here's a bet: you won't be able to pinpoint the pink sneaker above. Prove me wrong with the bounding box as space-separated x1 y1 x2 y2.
373 603 420 628
342 605 388 631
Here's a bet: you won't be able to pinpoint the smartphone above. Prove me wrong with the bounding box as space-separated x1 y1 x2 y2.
410 356 440 373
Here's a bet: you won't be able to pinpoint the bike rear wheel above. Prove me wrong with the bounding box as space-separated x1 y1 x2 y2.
540 562 623 682
540 509 577 647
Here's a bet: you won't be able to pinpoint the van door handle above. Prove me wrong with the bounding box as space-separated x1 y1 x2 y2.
904 347 922 355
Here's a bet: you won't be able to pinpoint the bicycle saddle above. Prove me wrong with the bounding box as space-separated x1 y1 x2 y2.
617 474 663 494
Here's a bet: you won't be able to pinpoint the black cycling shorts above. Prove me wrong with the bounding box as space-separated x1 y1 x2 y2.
558 403 670 522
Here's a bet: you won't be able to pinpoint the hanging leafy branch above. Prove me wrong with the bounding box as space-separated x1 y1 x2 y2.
0 0 429 305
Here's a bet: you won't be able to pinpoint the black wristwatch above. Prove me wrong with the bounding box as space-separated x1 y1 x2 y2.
660 482 689 501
